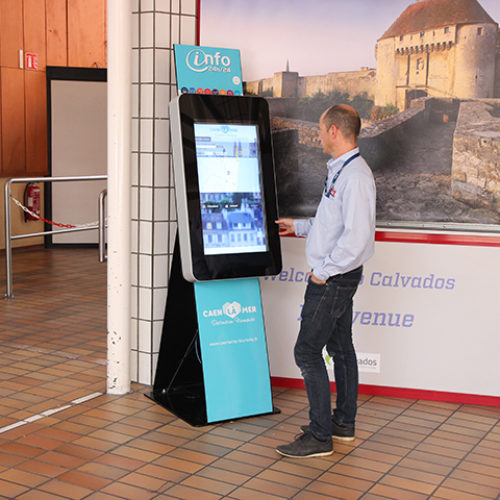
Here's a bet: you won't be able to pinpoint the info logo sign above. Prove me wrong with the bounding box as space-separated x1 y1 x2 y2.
174 44 243 96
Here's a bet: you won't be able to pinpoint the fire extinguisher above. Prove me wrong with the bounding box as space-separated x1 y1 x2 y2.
23 183 41 222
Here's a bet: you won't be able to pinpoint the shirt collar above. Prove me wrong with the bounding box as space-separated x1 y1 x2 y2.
327 147 360 172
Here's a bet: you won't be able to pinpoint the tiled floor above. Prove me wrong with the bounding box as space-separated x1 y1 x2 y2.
0 247 499 499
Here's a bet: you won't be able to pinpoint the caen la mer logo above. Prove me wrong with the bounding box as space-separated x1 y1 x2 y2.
202 301 257 320
222 301 241 319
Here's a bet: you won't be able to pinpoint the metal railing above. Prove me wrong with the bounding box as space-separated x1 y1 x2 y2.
4 175 107 298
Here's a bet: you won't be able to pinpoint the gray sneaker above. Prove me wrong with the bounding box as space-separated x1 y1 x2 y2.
300 420 355 442
276 431 333 458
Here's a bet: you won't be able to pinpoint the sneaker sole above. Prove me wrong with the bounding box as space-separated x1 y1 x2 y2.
276 448 333 458
299 425 355 442
333 435 355 442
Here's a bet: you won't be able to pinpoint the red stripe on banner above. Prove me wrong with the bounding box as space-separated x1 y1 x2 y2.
375 231 500 247
270 377 500 407
280 232 500 247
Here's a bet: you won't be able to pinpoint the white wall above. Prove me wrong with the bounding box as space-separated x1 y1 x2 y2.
261 237 500 398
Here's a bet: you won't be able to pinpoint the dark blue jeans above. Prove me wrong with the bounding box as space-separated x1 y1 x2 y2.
294 267 362 441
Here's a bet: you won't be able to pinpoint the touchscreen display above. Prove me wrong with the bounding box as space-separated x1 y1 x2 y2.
194 122 268 256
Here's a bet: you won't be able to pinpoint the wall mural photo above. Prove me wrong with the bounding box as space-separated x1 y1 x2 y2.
200 0 500 229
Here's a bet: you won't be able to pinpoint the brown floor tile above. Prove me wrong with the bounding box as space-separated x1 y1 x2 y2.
441 477 500 498
241 476 300 498
0 468 47 488
17 433 64 451
0 478 30 498
196 465 250 486
17 490 67 500
94 452 146 472
54 443 103 461
369 483 429 500
338 454 393 474
258 468 312 488
181 474 235 495
390 465 445 485
305 479 364 499
58 469 112 490
432 486 493 500
71 436 117 452
449 468 500 490
137 463 189 483
77 462 129 481
379 474 438 495
100 481 157 500
164 483 223 499
329 462 384 482
38 478 93 499
211 456 264 477
0 441 45 458
17 458 68 478
119 471 169 492
154 455 206 474
168 447 220 466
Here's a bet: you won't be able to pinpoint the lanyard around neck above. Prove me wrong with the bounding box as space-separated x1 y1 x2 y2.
324 152 360 198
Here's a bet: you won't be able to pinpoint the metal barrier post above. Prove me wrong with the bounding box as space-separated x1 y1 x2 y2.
98 189 107 263
4 179 14 298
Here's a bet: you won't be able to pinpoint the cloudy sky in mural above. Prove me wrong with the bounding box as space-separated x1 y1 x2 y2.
200 0 500 81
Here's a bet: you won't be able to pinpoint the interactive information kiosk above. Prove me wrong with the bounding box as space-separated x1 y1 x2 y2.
150 93 281 426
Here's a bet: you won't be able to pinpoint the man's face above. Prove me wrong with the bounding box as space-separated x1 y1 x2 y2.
318 117 334 156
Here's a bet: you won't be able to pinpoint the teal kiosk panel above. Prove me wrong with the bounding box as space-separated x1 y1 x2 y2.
195 279 272 423
149 93 281 426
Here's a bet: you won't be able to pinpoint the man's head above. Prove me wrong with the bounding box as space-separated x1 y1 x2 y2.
318 104 361 157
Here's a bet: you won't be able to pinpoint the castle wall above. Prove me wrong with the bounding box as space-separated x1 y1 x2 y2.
375 38 397 107
273 71 299 98
297 70 376 99
494 28 500 98
245 77 273 95
453 23 497 98
427 47 455 98
297 74 330 96
451 100 500 211
246 70 375 100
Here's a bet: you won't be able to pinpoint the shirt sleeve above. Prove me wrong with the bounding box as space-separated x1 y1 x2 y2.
312 175 376 280
293 218 314 237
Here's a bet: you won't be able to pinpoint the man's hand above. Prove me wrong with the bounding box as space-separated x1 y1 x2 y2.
308 272 326 285
275 218 295 236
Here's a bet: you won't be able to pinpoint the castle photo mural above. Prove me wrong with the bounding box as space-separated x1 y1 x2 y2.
200 0 500 230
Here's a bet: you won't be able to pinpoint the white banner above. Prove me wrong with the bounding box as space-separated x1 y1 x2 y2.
261 237 500 398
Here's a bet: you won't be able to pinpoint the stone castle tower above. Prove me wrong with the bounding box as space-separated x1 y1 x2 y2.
375 0 499 110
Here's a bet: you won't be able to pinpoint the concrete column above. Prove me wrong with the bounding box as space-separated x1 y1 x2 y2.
107 0 132 394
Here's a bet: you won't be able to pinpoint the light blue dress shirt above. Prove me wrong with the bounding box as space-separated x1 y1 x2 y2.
293 147 376 281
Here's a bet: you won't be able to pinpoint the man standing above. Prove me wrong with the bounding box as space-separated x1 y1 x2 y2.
275 104 376 458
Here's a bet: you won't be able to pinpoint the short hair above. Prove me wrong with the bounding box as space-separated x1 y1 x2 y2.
321 104 361 141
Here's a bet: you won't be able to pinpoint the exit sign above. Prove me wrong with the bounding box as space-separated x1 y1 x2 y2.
25 52 38 70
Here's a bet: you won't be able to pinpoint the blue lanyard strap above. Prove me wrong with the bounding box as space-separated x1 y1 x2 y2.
324 152 360 197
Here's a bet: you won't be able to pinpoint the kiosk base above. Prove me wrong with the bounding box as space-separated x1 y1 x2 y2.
149 233 279 427
146 390 280 427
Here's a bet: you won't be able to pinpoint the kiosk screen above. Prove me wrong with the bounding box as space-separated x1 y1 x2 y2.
194 122 268 256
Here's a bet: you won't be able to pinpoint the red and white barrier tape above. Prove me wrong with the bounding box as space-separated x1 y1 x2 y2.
10 196 103 229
